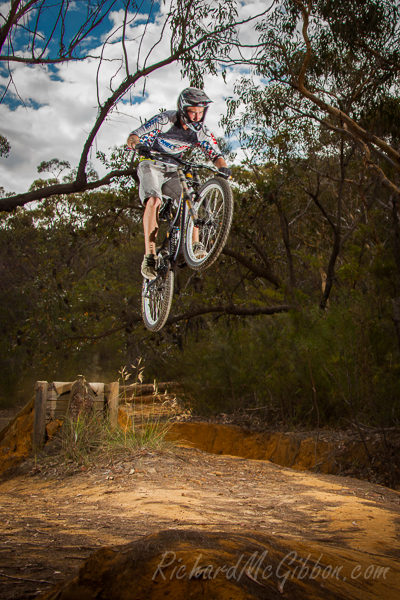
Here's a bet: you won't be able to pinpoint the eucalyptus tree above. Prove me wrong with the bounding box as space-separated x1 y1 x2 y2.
261 0 400 320
0 1 120 73
253 0 400 192
0 0 268 211
222 0 400 307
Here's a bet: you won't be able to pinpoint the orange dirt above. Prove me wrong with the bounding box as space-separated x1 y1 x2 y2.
0 442 400 599
0 402 399 599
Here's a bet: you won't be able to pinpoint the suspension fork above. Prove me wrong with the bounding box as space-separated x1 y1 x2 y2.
178 167 197 223
165 179 187 265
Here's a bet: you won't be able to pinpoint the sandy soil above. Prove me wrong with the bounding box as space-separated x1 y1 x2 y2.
0 443 399 599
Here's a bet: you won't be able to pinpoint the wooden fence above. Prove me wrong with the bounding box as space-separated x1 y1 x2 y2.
33 379 180 450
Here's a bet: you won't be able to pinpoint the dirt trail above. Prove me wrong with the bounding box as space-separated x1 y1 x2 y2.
0 444 399 599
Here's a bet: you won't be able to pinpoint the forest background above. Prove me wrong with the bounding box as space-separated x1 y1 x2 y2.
1 0 400 433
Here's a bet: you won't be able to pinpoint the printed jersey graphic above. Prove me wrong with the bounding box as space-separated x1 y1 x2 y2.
130 111 222 163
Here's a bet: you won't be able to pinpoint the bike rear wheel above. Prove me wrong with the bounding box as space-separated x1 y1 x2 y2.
183 177 233 271
141 261 174 332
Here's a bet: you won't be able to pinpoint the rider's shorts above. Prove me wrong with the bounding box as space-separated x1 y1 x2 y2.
137 159 181 206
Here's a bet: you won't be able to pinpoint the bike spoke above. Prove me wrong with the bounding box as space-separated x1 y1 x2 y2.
197 196 224 251
142 265 174 331
183 176 233 272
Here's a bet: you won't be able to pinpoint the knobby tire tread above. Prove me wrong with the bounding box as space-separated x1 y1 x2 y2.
183 177 233 271
141 269 174 332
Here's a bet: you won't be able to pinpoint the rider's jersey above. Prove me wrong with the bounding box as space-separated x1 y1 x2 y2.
130 110 223 165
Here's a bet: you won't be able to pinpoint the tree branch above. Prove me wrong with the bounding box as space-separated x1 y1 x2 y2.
1 2 271 210
222 246 281 288
0 166 138 212
292 0 400 177
167 302 291 325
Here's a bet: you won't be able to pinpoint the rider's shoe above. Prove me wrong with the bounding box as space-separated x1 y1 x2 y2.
141 254 157 280
193 241 206 259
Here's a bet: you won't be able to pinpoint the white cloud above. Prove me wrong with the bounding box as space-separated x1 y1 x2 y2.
0 2 10 21
0 1 265 195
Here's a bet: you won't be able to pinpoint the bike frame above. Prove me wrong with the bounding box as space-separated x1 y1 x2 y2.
142 165 196 300
151 161 203 269
139 149 233 331
137 149 226 294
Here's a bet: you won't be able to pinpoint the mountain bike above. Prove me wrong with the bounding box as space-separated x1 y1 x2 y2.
140 151 233 331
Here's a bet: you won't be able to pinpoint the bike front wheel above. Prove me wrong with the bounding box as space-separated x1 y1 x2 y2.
183 177 233 271
141 265 174 332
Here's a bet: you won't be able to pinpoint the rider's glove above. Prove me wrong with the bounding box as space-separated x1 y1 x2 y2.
135 143 152 158
219 167 232 179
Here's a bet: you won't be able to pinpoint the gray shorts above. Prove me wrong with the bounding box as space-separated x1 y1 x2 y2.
137 159 182 206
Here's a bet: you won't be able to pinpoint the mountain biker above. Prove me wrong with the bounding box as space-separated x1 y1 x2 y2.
127 87 231 280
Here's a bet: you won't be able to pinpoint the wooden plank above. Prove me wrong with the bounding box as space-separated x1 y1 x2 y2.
46 383 60 420
33 381 48 450
120 382 179 396
107 381 120 429
53 381 104 395
52 382 73 395
124 394 177 405
92 384 104 414
89 382 104 395
48 382 105 421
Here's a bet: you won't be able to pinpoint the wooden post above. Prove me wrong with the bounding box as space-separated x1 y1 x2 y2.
33 381 48 450
107 381 120 430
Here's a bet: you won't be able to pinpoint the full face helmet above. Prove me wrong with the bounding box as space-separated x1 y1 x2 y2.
177 87 212 131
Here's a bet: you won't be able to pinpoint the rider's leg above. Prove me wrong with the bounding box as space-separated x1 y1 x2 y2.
143 196 162 256
192 227 199 244
141 196 162 280
192 227 206 258
137 159 165 279
162 172 204 257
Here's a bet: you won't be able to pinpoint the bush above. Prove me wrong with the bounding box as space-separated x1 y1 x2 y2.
166 297 400 429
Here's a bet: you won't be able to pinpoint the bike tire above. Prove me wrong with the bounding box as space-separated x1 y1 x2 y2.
141 266 174 332
183 177 233 271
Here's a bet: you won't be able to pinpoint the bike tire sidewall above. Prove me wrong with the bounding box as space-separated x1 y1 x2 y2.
141 269 175 331
183 177 233 271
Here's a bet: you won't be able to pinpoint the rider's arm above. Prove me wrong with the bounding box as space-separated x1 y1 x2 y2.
214 156 228 169
196 125 229 169
127 133 140 149
128 112 174 149
214 155 231 178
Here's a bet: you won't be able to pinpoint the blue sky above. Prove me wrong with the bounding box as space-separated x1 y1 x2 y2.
0 0 266 194
0 1 156 110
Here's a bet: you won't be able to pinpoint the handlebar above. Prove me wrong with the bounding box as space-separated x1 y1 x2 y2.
126 146 229 178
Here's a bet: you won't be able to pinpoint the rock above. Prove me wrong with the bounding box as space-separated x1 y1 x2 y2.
38 528 399 600
68 375 96 420
166 422 400 485
0 399 34 475
46 419 63 440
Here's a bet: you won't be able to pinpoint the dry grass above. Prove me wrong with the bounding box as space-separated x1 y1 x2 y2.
59 362 173 466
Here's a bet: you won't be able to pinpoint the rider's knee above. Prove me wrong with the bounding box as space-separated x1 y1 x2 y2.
145 196 162 210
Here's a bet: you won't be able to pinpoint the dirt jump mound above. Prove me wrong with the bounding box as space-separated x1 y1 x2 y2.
38 528 399 600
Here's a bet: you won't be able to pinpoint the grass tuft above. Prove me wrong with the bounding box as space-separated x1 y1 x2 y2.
58 362 172 467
